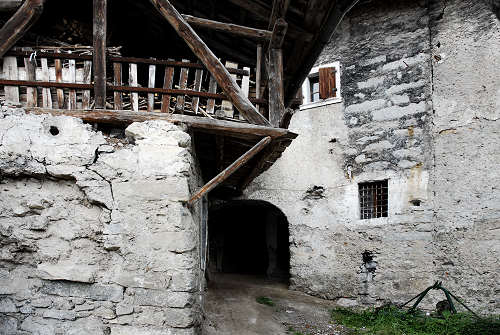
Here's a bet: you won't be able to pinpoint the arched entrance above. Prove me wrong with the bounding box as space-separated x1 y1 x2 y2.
208 200 290 281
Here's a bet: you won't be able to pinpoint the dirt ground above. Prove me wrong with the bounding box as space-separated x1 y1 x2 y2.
202 274 350 335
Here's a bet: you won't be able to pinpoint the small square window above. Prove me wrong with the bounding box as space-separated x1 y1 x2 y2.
359 180 388 219
300 61 341 109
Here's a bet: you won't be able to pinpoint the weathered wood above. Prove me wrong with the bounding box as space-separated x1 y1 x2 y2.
93 0 107 108
68 59 77 109
191 65 203 114
23 57 37 107
25 108 297 141
0 79 93 90
40 58 52 108
3 56 19 103
221 61 237 118
182 14 272 40
54 58 64 108
82 60 92 109
129 63 138 111
270 18 288 49
113 62 122 109
0 0 45 58
268 48 284 127
161 63 174 113
0 0 23 12
150 0 271 126
267 0 288 30
188 136 272 205
147 63 156 112
176 59 189 113
241 66 250 120
256 44 262 114
206 75 217 114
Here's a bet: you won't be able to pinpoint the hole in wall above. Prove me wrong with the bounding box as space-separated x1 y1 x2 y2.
362 250 377 274
410 199 422 206
49 126 59 136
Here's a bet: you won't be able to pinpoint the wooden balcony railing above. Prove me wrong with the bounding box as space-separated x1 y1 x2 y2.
0 50 268 122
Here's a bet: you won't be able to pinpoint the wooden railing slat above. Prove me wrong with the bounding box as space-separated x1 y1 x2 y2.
129 63 138 111
68 59 76 109
192 66 203 114
41 58 52 108
206 75 217 114
113 62 123 110
176 59 189 113
54 58 64 108
82 60 92 109
24 57 37 107
147 63 156 112
221 61 237 118
3 56 19 103
161 61 174 113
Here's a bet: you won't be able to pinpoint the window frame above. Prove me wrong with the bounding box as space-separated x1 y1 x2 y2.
358 180 389 220
300 61 342 110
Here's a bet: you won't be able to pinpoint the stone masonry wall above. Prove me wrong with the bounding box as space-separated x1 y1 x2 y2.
0 106 204 334
245 0 500 314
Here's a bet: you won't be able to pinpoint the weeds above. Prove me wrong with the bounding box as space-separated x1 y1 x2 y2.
256 296 275 306
331 306 500 335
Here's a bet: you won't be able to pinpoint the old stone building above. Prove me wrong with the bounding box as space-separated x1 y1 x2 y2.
0 0 499 334
245 0 500 314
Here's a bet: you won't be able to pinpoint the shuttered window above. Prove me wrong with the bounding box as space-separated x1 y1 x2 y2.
319 67 337 99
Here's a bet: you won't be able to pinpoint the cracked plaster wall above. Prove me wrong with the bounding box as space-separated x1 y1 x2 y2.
0 107 204 334
245 0 500 314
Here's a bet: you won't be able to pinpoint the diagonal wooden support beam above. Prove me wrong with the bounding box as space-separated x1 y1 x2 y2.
150 0 271 126
188 136 272 205
0 0 45 58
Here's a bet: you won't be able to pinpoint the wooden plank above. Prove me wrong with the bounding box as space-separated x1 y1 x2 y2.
23 57 37 107
256 44 262 114
147 63 156 112
161 63 174 113
188 136 272 205
181 14 272 41
54 58 64 108
68 59 77 109
93 0 107 108
113 62 123 110
26 108 297 141
240 66 250 120
40 58 52 108
191 65 203 114
3 56 19 103
319 67 336 99
82 60 92 109
221 61 237 118
176 59 189 113
150 0 271 126
268 48 284 127
206 75 217 114
129 63 138 111
0 0 45 58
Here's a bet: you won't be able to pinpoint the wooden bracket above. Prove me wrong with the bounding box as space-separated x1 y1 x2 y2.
150 0 271 126
188 136 272 205
0 0 45 58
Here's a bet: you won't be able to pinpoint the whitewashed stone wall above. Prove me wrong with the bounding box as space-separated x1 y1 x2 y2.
245 0 500 314
0 107 203 334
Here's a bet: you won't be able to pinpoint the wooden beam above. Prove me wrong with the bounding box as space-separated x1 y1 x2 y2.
93 0 107 109
150 0 271 126
188 136 272 205
24 108 298 141
0 0 45 58
182 14 272 41
267 0 288 30
0 0 23 12
267 48 285 127
270 18 288 49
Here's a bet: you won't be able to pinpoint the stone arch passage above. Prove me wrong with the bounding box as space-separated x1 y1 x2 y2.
208 200 290 281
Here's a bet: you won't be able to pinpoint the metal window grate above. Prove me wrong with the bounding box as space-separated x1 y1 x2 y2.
359 180 388 219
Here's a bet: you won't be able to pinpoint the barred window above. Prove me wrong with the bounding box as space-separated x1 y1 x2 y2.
359 180 388 219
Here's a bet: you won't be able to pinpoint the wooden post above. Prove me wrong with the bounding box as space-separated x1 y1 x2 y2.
206 75 217 114
256 44 262 114
82 60 92 109
3 56 19 103
161 62 174 113
24 57 37 107
129 63 138 111
113 62 122 109
147 62 156 112
176 59 189 113
268 48 284 127
188 136 272 205
41 58 52 108
149 0 271 126
93 0 107 109
192 65 203 114
0 0 45 58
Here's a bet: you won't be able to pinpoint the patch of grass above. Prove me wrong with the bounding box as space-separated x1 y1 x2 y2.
331 306 500 335
256 296 275 306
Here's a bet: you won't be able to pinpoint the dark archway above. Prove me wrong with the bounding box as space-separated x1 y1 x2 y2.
208 200 290 282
